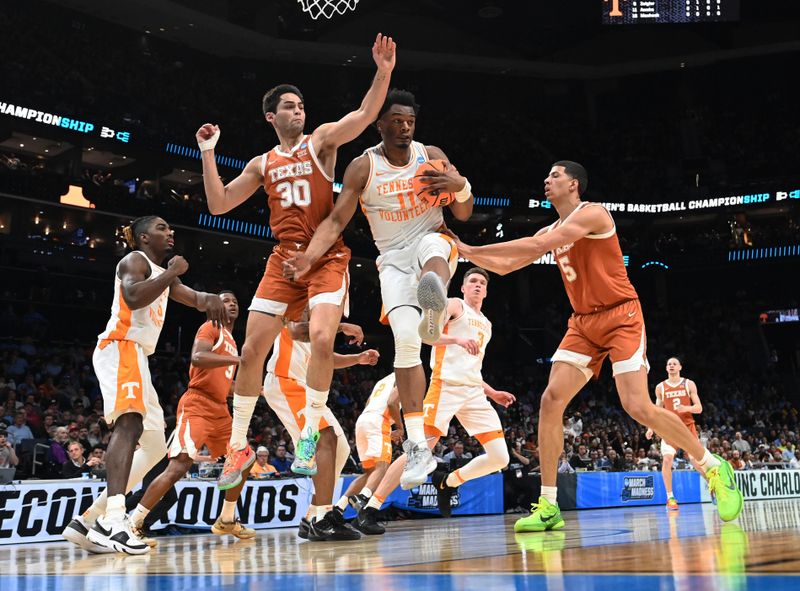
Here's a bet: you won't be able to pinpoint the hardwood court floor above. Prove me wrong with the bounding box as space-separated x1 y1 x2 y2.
1 499 799 590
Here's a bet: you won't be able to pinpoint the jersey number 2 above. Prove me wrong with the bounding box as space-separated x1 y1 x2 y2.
277 179 311 208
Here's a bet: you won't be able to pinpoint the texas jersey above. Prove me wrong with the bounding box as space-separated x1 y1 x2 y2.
546 202 638 315
362 373 396 421
97 251 169 356
262 135 342 248
265 327 311 384
360 141 445 254
186 322 238 404
430 300 491 387
659 378 696 427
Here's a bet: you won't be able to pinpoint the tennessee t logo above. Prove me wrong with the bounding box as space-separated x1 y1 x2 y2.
121 381 140 399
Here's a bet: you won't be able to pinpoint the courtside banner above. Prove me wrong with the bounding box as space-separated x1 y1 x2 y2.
700 469 800 502
576 471 703 509
341 472 503 516
0 477 335 545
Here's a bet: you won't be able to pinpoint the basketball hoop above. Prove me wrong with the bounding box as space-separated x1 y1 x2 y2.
298 0 359 20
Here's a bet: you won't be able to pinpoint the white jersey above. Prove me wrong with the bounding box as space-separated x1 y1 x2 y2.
97 251 169 356
430 299 491 387
360 141 445 255
266 328 310 384
362 373 396 420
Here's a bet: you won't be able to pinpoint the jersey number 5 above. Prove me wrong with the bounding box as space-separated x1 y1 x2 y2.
277 179 311 208
557 255 577 282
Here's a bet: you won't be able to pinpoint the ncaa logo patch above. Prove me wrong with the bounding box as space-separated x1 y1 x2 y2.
300 143 307 149
417 156 425 163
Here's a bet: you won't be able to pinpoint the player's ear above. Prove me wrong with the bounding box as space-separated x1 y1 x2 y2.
265 112 275 125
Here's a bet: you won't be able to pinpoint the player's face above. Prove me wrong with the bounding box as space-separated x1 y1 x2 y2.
269 93 305 135
377 106 416 149
220 293 239 321
142 218 174 255
461 273 488 301
544 166 576 202
666 358 681 374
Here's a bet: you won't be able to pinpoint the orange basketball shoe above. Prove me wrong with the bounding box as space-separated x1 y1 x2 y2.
218 445 255 490
666 496 679 511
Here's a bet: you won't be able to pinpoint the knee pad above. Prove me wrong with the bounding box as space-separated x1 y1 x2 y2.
484 438 510 471
388 306 422 368
417 233 458 277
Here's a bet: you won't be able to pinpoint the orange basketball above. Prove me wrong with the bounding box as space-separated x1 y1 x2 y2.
412 159 455 208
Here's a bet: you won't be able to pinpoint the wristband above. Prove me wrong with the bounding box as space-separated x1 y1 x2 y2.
454 178 472 203
198 129 220 152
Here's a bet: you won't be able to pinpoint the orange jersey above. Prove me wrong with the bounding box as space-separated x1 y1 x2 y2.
261 135 343 249
659 378 696 427
186 322 238 404
546 202 638 315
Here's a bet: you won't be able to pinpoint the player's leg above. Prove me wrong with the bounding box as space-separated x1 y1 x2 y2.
416 233 458 344
433 392 509 517
337 414 379 511
293 300 344 475
515 361 588 533
660 442 678 510
131 453 193 535
211 462 257 539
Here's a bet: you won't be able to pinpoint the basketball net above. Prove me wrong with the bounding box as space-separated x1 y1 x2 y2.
298 0 359 20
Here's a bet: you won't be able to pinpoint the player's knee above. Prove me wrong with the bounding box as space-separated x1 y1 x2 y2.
485 438 509 470
241 340 266 365
308 325 336 355
663 455 674 467
622 399 651 423
540 388 568 413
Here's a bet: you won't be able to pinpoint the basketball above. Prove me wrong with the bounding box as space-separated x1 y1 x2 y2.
412 159 456 208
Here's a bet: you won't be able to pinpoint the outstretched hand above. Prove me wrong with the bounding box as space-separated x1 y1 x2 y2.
283 251 312 281
372 33 396 72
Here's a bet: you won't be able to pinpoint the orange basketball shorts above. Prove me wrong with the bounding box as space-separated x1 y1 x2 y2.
167 390 231 460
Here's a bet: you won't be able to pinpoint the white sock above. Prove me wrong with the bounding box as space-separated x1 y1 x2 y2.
698 449 720 469
541 486 558 505
316 505 332 521
667 490 674 499
404 414 425 446
366 495 383 510
129 504 150 528
105 494 126 522
335 496 349 511
361 487 373 499
229 394 258 450
220 500 237 522
303 387 329 433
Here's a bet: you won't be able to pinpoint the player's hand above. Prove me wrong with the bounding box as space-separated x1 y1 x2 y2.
418 161 467 195
203 293 227 328
645 428 653 440
673 404 683 413
456 337 480 355
283 251 312 281
339 322 364 345
372 33 396 73
390 428 404 444
167 255 189 276
357 349 380 365
489 390 516 407
196 123 220 149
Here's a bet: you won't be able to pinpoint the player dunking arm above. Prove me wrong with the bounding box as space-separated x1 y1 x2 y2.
646 357 705 511
454 161 743 531
262 317 380 541
125 291 258 542
284 89 475 490
353 268 515 535
196 34 396 486
63 216 226 555
334 373 404 515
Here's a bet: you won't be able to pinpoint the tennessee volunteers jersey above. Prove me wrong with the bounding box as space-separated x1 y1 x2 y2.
266 327 311 384
659 378 696 427
546 202 638 315
430 299 491 387
360 142 445 254
261 135 342 247
362 373 396 421
98 251 169 356
186 322 238 404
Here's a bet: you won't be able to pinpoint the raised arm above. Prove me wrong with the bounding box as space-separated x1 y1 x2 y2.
457 205 612 276
119 252 183 310
311 34 395 157
283 156 368 280
196 125 264 215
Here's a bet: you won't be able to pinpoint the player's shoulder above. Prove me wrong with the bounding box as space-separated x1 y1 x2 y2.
424 145 446 160
195 320 219 340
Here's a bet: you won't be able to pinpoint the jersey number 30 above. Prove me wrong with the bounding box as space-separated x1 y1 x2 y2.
277 179 311 208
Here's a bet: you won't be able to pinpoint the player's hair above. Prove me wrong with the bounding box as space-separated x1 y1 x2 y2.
552 160 589 196
668 356 682 365
463 267 489 284
378 88 420 119
122 215 159 249
262 84 304 115
218 289 237 298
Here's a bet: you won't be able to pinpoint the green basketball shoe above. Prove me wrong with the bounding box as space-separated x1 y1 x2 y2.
514 497 565 533
706 454 744 522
